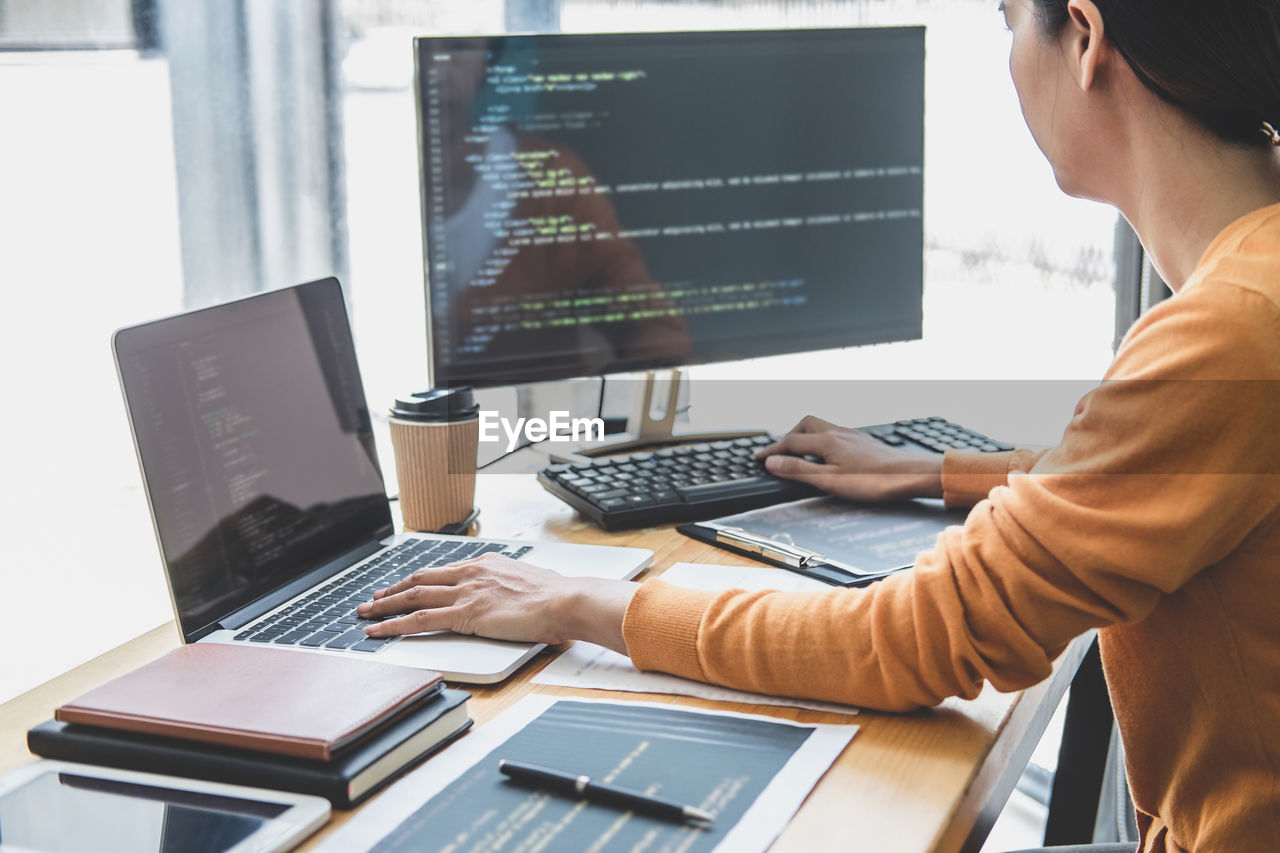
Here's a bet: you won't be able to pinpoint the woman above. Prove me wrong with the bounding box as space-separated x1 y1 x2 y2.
359 1 1280 850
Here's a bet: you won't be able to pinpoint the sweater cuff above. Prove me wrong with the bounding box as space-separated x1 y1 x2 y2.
941 450 1017 508
622 580 719 681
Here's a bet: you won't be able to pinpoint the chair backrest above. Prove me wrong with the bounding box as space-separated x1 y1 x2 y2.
1093 726 1138 844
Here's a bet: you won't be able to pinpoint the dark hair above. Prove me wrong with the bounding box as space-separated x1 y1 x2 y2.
1030 0 1280 148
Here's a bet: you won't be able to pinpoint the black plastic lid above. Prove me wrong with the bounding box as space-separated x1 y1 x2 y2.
390 387 480 422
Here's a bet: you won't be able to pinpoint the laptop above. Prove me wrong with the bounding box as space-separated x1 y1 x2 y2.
112 278 651 683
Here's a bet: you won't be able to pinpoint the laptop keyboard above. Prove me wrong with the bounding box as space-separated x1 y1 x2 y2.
232 538 533 653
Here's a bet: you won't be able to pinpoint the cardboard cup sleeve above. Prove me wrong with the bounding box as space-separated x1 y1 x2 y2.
389 417 479 532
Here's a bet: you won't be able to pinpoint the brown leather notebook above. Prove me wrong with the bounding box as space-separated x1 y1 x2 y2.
56 644 443 760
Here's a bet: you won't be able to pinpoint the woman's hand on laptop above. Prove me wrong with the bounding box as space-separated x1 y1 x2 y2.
755 415 943 502
357 554 636 653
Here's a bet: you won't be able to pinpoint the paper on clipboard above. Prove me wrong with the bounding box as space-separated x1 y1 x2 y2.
690 495 968 577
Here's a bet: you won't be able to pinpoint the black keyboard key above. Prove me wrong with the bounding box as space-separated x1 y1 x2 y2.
677 476 784 502
298 632 332 648
274 629 314 645
351 639 389 653
325 629 369 650
593 488 630 500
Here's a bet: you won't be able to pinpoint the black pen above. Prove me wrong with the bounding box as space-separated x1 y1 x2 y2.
497 759 714 825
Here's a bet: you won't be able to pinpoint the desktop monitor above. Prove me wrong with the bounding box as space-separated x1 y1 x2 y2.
414 27 926 390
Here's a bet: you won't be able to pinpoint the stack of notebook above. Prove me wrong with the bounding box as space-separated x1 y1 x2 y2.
27 644 471 808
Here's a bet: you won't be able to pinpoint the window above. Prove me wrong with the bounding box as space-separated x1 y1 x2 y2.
0 0 182 701
0 0 149 51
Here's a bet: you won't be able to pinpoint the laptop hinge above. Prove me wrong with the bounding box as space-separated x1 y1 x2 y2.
214 538 386 633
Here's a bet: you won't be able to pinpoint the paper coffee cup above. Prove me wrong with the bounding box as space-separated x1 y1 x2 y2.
389 388 480 532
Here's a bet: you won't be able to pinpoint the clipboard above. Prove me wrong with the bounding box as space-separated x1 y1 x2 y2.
676 522 899 587
678 496 969 588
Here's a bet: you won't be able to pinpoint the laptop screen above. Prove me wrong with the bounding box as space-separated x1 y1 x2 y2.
114 279 393 641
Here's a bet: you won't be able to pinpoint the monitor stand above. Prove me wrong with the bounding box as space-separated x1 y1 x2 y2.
544 369 768 464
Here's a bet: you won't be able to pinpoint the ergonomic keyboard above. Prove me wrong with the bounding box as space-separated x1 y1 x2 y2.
231 537 533 653
537 417 1014 530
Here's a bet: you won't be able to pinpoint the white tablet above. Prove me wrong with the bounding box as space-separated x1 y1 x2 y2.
0 761 330 853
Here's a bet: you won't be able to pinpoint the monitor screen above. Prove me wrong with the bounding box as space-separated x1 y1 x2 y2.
416 27 925 388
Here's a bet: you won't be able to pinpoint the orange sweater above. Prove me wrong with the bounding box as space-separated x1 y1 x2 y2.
623 204 1280 853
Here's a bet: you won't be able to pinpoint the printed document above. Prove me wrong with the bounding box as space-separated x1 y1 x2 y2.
320 695 857 853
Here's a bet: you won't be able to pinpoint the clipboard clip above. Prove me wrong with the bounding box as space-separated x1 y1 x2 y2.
709 525 831 570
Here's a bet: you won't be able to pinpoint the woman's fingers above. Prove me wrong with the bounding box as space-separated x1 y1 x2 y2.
755 429 833 460
762 454 838 486
372 564 462 600
365 605 464 638
358 553 572 643
358 581 458 619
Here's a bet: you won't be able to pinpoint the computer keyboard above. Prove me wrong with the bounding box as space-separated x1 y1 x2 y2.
232 537 532 653
537 417 1014 530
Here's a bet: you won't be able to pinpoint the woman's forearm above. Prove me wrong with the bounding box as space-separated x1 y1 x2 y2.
554 577 639 654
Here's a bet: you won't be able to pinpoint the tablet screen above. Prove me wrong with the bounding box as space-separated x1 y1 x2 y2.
0 770 289 852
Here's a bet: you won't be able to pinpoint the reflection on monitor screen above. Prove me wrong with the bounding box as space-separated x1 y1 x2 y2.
416 28 925 388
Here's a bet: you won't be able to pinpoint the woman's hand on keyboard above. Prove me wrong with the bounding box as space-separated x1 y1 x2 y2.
755 416 944 502
357 554 635 652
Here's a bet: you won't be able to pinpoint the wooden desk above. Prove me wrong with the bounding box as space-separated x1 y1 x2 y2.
0 475 1087 852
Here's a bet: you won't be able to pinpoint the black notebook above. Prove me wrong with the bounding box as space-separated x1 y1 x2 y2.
28 688 472 809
